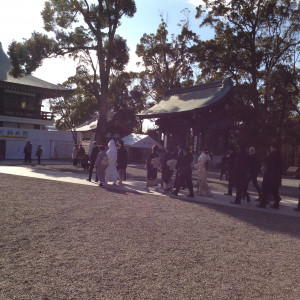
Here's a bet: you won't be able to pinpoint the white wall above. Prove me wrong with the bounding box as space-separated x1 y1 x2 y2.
0 127 81 159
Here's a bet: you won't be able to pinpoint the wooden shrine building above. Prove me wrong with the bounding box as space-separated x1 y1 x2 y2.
0 42 71 130
0 42 75 160
137 78 234 155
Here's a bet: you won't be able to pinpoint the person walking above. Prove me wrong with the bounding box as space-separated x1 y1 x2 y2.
24 140 32 163
173 146 194 198
257 144 283 209
72 144 79 166
197 148 212 196
145 144 160 188
116 140 128 185
105 139 118 185
224 145 236 196
36 145 44 164
173 144 185 191
248 147 262 199
77 144 85 167
219 152 229 181
231 145 250 204
95 145 108 187
161 146 176 192
86 141 99 182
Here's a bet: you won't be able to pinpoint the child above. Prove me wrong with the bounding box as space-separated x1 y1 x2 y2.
36 145 44 164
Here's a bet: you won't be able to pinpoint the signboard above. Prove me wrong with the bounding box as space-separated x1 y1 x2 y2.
0 128 28 139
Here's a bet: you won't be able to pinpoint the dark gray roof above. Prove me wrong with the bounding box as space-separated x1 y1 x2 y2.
138 78 233 119
0 42 71 97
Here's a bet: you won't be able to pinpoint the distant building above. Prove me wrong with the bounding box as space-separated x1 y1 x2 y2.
121 133 162 162
137 78 234 155
0 42 76 160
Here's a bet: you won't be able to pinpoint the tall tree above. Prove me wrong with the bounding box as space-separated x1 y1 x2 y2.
136 15 196 102
192 0 300 146
7 0 136 143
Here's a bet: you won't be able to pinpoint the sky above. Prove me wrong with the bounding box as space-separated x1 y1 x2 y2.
0 0 211 85
0 0 212 131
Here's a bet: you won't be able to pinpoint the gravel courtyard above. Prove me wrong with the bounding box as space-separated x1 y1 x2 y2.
0 171 299 300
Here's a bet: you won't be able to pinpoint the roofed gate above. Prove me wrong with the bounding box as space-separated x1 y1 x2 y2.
138 78 234 155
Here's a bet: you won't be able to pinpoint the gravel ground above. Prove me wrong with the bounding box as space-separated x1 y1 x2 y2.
0 170 299 300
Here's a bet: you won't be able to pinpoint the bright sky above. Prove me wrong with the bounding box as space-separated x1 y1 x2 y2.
0 0 211 131
0 0 210 85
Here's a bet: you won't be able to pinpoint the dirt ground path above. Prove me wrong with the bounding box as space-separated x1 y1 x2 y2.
0 173 299 300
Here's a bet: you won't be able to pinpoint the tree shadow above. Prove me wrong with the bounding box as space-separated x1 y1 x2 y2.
167 194 300 238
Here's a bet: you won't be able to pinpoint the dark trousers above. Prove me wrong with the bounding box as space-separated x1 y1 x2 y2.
219 168 228 180
260 185 280 207
235 179 249 203
37 155 41 164
88 161 98 181
249 174 261 196
227 171 234 195
174 170 194 196
24 153 31 162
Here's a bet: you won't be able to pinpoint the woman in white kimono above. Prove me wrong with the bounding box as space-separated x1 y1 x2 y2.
105 139 118 185
197 149 212 196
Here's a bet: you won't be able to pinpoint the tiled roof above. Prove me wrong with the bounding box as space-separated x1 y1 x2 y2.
0 42 71 97
137 78 233 118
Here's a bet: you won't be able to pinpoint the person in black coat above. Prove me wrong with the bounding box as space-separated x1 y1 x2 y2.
116 140 128 184
257 144 283 209
146 144 160 187
86 141 100 182
173 146 194 198
219 152 229 181
173 144 185 190
231 144 250 204
224 145 236 196
248 147 262 199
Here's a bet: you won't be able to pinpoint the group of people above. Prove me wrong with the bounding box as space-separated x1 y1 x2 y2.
72 144 88 169
145 142 300 212
223 143 300 211
24 140 44 164
73 140 300 212
82 139 128 187
145 144 213 198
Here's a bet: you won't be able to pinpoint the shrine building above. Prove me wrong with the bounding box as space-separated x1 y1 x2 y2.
137 78 234 155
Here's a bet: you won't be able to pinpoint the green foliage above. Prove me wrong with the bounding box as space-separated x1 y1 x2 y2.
192 0 300 146
8 0 137 142
136 16 196 102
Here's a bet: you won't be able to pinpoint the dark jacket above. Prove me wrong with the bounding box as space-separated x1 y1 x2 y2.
262 151 283 189
180 152 193 174
117 146 128 169
90 145 100 163
176 149 184 170
233 151 250 185
228 151 236 174
248 154 261 176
